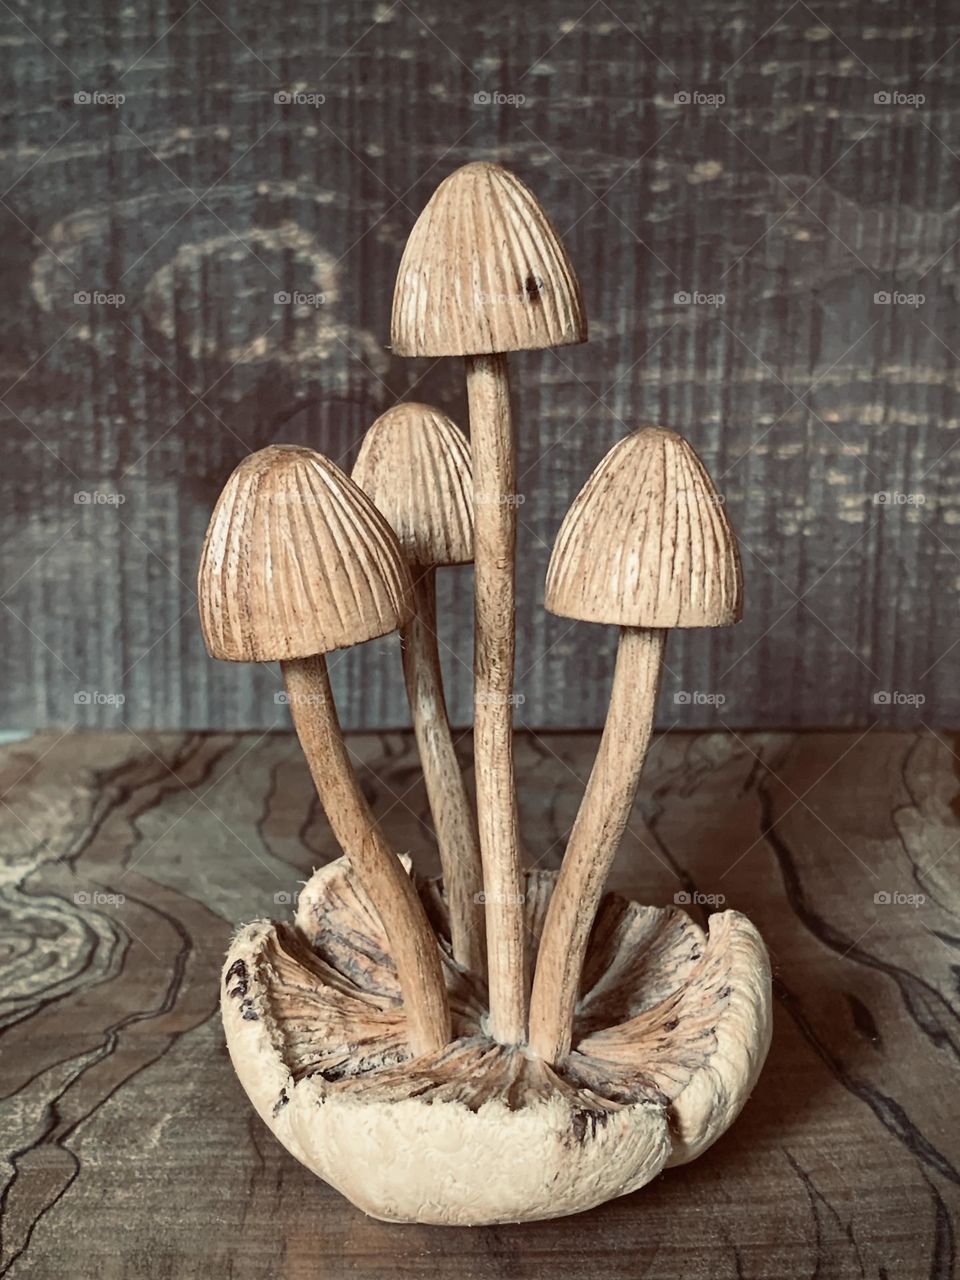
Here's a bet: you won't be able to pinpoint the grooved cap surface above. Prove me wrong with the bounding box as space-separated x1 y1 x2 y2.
352 403 474 567
391 162 587 357
546 427 743 628
198 444 413 661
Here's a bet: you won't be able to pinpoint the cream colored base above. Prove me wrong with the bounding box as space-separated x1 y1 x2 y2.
220 860 772 1225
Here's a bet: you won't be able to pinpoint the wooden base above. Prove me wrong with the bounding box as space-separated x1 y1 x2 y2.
6 729 954 1272
221 856 770 1225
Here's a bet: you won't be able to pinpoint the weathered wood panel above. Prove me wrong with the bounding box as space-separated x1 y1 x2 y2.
1 728 957 1275
0 1 958 729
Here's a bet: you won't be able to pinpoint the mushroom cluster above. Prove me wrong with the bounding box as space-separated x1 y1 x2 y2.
200 163 771 1225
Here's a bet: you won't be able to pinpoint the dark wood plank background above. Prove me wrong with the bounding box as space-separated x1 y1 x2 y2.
2 728 958 1276
1 0 958 730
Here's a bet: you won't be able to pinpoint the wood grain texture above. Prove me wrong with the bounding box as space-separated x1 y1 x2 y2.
466 352 526 1041
529 627 666 1061
219 855 769 1224
0 0 958 733
351 403 474 569
197 442 451 1051
352 404 485 972
400 569 486 976
545 427 742 629
391 161 587 357
2 728 957 1275
198 444 413 662
532 427 741 1058
280 655 451 1055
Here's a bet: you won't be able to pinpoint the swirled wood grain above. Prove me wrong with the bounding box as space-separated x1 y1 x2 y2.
1 729 957 1276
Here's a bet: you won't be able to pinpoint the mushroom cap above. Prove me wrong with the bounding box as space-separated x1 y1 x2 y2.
198 444 413 662
351 403 474 567
221 857 771 1225
391 162 587 358
546 427 743 629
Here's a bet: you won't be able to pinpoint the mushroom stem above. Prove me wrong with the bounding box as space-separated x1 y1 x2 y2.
281 654 451 1056
528 627 665 1063
401 567 486 977
465 351 525 1044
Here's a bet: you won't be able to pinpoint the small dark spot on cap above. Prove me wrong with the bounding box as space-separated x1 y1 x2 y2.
718 985 732 999
239 998 259 1021
272 1088 289 1117
664 1018 679 1031
525 273 543 303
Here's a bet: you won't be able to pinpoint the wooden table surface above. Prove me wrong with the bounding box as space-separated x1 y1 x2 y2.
2 729 957 1278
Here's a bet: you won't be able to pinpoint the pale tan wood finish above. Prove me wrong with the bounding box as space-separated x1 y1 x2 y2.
465 352 525 1038
401 568 486 977
198 444 450 1055
222 849 769 1223
528 628 665 1061
529 428 742 1062
281 655 452 1056
391 162 587 1044
352 404 484 976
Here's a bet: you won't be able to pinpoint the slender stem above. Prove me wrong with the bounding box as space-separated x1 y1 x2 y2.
401 567 486 977
281 654 451 1056
528 628 665 1063
465 352 525 1043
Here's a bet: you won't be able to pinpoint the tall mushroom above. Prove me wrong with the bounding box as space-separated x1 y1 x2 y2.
352 402 485 977
528 427 742 1063
198 443 450 1056
392 162 587 1043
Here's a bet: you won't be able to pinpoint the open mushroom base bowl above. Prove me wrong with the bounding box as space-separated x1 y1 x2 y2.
221 858 772 1226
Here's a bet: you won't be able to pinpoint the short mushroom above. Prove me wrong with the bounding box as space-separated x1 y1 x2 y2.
528 427 742 1063
392 162 587 1043
352 402 485 977
198 443 450 1056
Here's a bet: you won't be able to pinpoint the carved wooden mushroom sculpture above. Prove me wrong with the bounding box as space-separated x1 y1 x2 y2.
209 437 770 1224
352 402 485 978
529 426 743 1063
392 162 587 1043
198 443 450 1054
